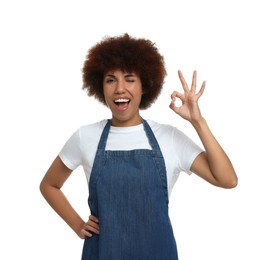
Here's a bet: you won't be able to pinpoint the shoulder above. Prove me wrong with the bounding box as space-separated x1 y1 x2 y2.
79 119 108 131
146 119 199 148
72 119 108 147
146 119 175 137
61 120 108 148
77 119 108 136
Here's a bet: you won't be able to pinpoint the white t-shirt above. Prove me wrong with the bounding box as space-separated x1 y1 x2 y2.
59 119 203 197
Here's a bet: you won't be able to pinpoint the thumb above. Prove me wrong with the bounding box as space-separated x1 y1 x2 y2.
169 100 180 114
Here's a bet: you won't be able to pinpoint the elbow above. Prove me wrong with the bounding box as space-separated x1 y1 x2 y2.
213 169 238 189
39 178 61 198
39 179 51 197
39 180 46 196
232 175 238 188
226 179 238 189
222 175 238 189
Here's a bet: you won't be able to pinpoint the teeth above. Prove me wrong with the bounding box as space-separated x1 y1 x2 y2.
114 99 130 103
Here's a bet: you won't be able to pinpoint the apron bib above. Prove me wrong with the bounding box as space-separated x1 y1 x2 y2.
82 119 178 260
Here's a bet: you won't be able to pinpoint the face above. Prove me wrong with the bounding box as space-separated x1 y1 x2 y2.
103 69 143 127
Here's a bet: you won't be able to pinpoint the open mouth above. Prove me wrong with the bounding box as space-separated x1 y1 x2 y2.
114 98 131 110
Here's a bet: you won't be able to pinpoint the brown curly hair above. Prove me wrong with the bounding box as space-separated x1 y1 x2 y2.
82 33 166 109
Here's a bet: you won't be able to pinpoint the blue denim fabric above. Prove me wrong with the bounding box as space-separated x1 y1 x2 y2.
81 119 178 260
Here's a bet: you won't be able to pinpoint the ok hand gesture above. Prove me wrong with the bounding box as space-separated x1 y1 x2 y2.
169 70 206 125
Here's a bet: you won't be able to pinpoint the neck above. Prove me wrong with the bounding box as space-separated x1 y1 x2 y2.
111 115 142 127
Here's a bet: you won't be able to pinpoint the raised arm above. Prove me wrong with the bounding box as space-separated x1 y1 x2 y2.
169 70 237 188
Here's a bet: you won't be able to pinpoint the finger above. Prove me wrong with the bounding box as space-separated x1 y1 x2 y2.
81 228 93 237
83 215 100 234
83 224 99 234
87 220 100 229
169 91 185 113
89 215 99 223
169 100 180 114
170 91 186 102
81 226 100 237
196 80 206 99
191 70 197 93
178 70 189 93
83 223 100 235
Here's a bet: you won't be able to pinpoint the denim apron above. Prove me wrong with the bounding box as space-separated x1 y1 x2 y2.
81 119 178 260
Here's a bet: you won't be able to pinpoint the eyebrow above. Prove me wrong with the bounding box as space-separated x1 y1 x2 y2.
104 73 136 78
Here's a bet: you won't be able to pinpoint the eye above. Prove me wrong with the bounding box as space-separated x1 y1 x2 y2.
105 78 115 83
126 77 136 82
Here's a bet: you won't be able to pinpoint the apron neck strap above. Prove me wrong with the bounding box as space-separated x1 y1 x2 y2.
97 118 161 153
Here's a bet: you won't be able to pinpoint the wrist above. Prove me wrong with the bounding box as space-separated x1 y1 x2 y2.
73 219 86 238
191 117 207 130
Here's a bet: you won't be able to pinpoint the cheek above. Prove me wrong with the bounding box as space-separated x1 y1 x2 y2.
136 83 144 95
133 89 143 102
103 86 111 98
103 89 112 106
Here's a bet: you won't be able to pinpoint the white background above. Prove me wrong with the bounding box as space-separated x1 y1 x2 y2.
1 0 278 259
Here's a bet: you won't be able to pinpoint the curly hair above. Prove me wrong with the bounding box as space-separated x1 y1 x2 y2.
82 33 166 109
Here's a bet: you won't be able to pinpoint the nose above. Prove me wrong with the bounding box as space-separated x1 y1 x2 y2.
115 80 125 94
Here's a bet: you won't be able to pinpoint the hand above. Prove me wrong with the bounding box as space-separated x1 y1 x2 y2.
169 70 206 124
79 215 99 239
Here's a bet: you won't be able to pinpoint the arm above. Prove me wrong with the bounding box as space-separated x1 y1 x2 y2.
39 156 99 238
170 70 237 188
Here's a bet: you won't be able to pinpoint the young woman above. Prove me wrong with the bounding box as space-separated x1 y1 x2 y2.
40 33 237 259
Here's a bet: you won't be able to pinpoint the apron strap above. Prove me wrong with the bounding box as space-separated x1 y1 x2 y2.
97 120 111 150
142 119 162 155
97 118 163 157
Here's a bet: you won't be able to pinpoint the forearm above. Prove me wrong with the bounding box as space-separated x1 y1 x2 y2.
192 117 237 187
40 184 85 237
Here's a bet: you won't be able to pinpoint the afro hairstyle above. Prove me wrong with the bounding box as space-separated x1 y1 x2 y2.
82 33 167 109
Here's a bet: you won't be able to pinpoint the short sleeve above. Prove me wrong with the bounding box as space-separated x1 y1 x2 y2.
59 129 82 170
172 127 203 175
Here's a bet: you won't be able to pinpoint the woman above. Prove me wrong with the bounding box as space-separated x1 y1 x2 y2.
40 33 237 259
